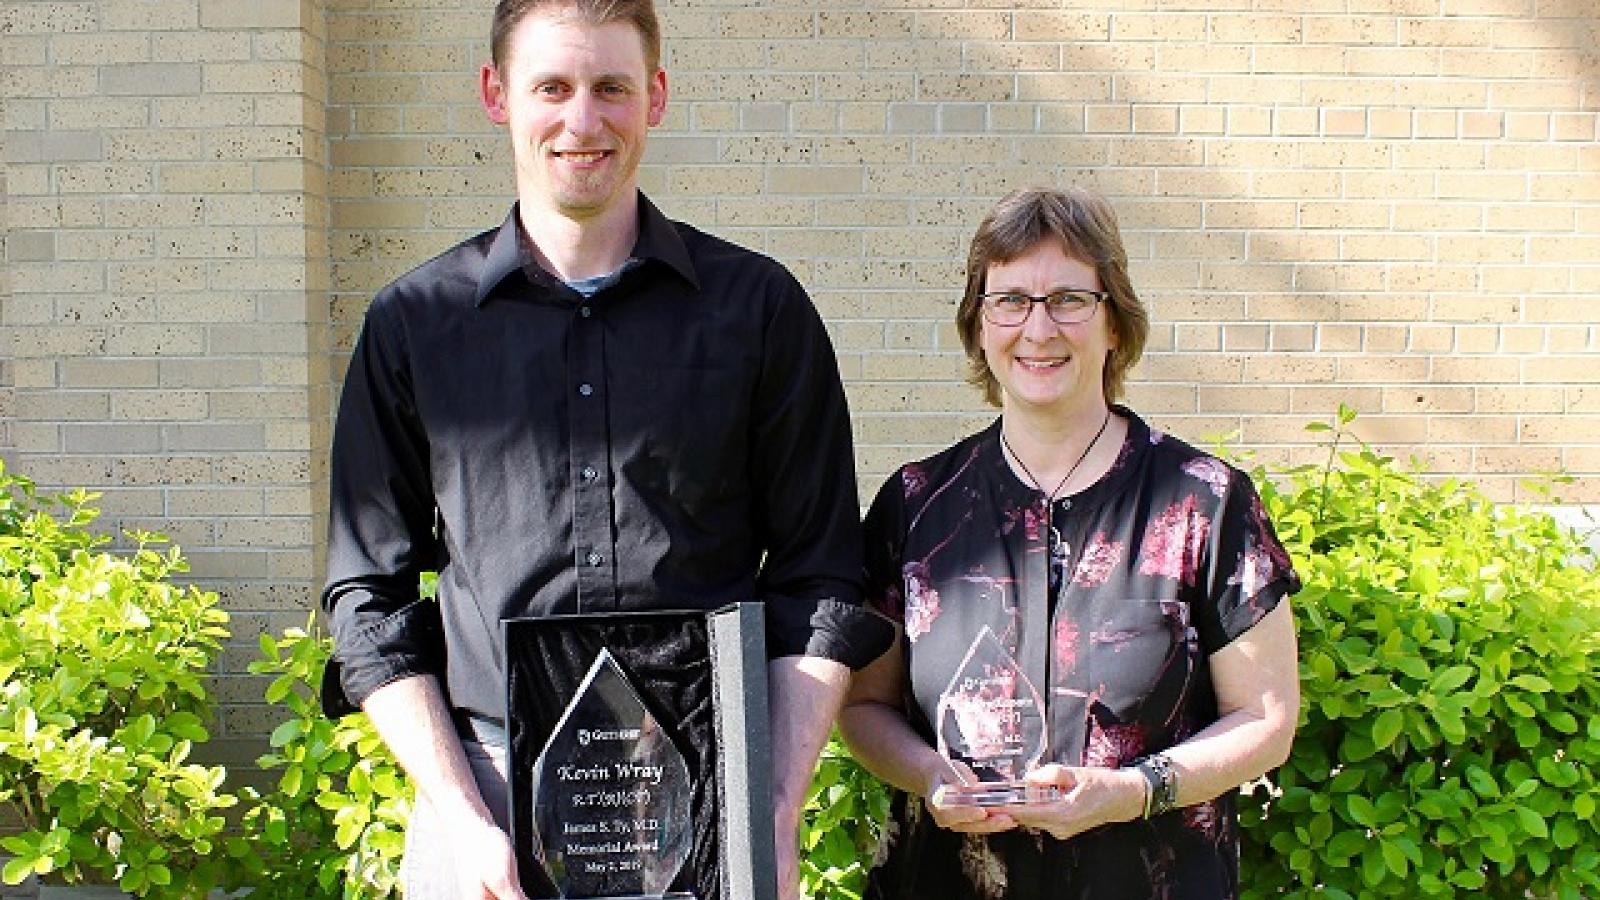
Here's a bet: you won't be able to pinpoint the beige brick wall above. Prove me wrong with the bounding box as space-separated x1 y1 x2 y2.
4 0 1599 747
325 0 1600 510
2 0 331 755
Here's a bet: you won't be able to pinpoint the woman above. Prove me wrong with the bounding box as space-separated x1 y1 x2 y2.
839 187 1300 900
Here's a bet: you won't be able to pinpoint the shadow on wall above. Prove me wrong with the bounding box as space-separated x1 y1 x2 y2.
320 0 1600 503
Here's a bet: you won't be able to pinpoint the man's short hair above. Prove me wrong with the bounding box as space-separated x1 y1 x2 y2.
956 187 1150 407
491 0 663 74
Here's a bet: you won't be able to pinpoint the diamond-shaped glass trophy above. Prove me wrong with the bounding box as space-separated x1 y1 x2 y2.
529 648 697 899
934 626 1060 806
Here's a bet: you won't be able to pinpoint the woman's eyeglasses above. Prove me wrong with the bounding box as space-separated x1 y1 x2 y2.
979 290 1107 326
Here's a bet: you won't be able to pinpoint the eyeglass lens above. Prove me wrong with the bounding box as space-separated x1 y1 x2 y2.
982 292 1099 324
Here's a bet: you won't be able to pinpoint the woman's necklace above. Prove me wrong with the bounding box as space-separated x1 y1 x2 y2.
1000 407 1114 510
1001 408 1113 573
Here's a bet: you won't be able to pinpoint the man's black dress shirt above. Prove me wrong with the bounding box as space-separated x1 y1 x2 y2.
322 194 889 722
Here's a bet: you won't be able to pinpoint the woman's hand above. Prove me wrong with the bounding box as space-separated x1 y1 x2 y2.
840 642 1018 835
924 760 1020 834
1004 765 1147 841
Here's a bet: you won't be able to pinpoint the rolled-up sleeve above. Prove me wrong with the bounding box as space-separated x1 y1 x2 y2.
750 273 894 669
320 298 448 716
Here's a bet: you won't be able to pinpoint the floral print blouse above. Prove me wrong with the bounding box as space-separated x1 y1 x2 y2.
862 409 1299 900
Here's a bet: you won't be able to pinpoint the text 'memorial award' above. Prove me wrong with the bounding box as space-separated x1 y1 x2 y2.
934 626 1059 807
529 649 695 899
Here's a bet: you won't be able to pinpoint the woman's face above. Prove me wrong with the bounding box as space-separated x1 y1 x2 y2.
980 241 1115 418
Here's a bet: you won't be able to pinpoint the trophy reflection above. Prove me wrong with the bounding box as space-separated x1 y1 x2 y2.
934 626 1060 807
529 649 695 899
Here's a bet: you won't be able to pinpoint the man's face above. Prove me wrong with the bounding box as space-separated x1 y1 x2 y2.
480 11 667 222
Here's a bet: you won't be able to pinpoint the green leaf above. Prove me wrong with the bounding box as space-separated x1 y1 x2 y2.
1504 694 1536 717
1465 766 1500 798
1394 656 1431 681
1346 795 1379 828
1432 665 1474 693
1516 806 1550 839
270 718 303 748
1309 812 1333 844
1536 755 1574 784
1329 768 1365 793
2 856 36 886
1392 835 1423 866
1313 648 1340 677
1415 796 1448 820
1371 709 1404 749
1340 732 1378 762
265 674 294 704
1510 674 1552 692
335 816 363 850
1514 719 1543 748
281 765 304 797
1432 705 1467 743
1554 817 1581 849
1326 829 1367 861
1361 845 1388 886
1381 840 1409 877
1577 794 1597 820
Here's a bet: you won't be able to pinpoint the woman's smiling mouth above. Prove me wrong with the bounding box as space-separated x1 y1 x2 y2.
1016 356 1068 371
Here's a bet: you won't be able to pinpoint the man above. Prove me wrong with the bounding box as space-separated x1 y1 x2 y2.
318 1 889 897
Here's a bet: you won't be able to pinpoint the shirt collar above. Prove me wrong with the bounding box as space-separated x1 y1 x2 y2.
474 193 700 306
983 404 1149 510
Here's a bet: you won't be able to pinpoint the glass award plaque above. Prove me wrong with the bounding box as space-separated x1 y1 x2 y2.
529 648 696 899
934 626 1060 807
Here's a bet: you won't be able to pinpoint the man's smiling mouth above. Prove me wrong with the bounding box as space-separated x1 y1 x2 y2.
554 150 610 163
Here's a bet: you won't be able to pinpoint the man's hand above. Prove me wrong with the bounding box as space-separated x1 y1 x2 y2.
448 815 528 900
363 676 526 899
773 803 803 900
768 656 851 900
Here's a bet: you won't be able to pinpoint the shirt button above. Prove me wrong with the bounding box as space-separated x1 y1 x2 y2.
579 306 592 318
578 383 594 397
586 551 604 567
581 465 597 482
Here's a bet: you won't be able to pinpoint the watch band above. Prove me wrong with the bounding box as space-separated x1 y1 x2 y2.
1135 753 1178 818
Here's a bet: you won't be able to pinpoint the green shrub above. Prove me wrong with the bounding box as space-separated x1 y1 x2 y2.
801 734 889 900
1238 409 1600 898
239 608 885 900
231 618 410 900
0 462 240 898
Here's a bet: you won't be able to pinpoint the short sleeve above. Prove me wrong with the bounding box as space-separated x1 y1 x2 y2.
1194 468 1300 655
862 469 910 622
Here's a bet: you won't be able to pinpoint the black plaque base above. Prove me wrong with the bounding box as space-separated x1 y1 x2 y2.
504 605 775 900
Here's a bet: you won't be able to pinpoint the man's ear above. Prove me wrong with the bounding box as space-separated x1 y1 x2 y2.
480 62 510 125
646 67 668 127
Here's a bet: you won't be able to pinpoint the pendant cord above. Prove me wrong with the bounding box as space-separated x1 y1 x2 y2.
1000 408 1113 506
